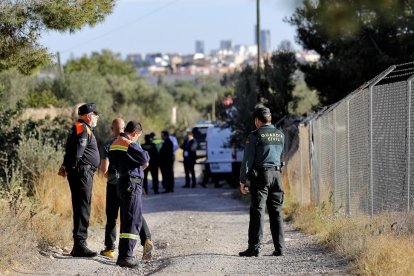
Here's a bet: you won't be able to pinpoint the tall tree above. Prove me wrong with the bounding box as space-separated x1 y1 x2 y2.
0 0 115 74
261 51 298 121
289 0 414 105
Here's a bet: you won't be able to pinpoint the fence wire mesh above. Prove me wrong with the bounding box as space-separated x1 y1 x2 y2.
284 63 414 215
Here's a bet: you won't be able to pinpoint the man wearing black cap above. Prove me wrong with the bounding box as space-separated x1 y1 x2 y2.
58 103 100 257
239 105 285 257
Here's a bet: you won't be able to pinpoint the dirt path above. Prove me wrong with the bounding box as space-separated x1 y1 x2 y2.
15 165 350 275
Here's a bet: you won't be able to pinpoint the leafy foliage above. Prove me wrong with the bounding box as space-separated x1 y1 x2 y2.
261 51 298 122
0 102 68 193
225 52 299 145
64 50 136 79
289 0 414 105
0 0 115 74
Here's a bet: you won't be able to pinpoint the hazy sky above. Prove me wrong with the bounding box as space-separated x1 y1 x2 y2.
40 0 299 63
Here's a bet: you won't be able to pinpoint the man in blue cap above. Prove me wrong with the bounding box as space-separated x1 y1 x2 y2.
58 103 100 257
239 105 285 257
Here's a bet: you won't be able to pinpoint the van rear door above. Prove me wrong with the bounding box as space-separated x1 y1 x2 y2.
207 127 233 173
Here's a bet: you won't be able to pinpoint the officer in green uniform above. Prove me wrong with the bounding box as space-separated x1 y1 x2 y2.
239 106 285 257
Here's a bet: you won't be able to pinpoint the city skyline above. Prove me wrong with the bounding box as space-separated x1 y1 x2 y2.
40 0 299 63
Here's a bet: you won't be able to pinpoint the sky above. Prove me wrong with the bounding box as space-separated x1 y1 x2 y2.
40 0 299 63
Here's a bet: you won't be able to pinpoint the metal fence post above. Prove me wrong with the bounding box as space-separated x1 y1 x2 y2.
318 121 322 204
333 110 337 210
309 121 314 204
407 75 414 212
346 100 351 216
300 124 304 205
368 66 395 216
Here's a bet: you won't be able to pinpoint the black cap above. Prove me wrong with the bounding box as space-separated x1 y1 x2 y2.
78 103 99 115
254 106 271 117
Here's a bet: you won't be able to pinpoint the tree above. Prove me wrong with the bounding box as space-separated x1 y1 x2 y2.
261 51 298 121
0 1 115 74
64 50 136 79
289 0 414 105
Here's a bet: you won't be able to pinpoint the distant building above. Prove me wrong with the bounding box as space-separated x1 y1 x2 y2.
145 53 170 67
195 40 205 54
126 53 143 67
278 40 294 52
220 40 232 51
260 30 271 53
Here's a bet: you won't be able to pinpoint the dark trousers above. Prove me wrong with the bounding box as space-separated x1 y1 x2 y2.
248 170 285 253
143 165 159 194
118 177 143 259
67 168 94 242
104 184 151 249
184 160 196 187
160 163 174 192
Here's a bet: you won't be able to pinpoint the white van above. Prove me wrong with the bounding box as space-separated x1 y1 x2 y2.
205 125 243 187
191 121 213 159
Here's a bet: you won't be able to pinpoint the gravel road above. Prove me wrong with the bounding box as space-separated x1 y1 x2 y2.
15 165 351 275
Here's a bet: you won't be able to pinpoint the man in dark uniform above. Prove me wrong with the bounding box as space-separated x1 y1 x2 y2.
108 121 149 268
239 106 285 257
99 118 154 261
180 130 198 188
57 103 100 257
159 130 174 193
141 134 160 194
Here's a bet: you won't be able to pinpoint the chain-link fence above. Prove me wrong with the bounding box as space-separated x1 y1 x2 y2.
285 62 414 215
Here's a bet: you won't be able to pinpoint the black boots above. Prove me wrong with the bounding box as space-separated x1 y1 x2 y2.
239 248 261 257
272 250 284 256
70 240 97 257
116 257 141 268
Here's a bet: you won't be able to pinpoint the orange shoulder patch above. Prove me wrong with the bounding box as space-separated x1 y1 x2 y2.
75 122 83 135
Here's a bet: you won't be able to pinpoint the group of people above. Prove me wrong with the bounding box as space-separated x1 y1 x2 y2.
58 103 150 267
58 102 286 269
141 128 198 194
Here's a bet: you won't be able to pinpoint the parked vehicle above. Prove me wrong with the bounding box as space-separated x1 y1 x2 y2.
205 125 243 187
191 121 213 159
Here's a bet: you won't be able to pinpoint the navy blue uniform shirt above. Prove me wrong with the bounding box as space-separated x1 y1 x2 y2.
108 133 149 179
63 119 100 170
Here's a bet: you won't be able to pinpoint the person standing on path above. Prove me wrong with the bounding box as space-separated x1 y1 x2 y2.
180 130 198 188
58 103 100 258
159 130 175 193
239 106 285 257
108 121 149 268
99 118 154 260
141 134 160 194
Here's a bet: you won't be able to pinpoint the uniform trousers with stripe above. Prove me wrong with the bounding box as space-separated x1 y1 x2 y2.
105 183 151 249
118 176 143 259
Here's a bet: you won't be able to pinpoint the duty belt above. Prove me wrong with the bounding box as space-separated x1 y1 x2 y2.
255 166 281 172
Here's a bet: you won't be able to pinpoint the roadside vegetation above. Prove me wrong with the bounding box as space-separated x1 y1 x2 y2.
285 198 414 275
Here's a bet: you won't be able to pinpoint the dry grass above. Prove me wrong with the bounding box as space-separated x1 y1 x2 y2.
287 202 414 275
34 167 107 228
357 235 414 276
0 194 37 271
0 167 109 272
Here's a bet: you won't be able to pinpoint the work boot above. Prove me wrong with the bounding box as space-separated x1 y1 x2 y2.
272 250 284 256
100 246 115 258
116 257 140 268
142 239 155 260
70 240 97 257
238 248 260 257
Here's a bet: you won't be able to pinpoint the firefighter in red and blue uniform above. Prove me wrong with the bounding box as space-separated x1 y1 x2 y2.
58 103 100 257
108 121 149 268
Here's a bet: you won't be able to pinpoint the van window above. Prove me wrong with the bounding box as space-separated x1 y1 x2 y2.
208 128 231 148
